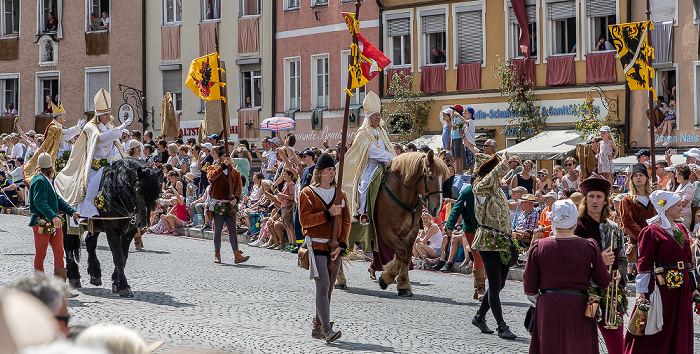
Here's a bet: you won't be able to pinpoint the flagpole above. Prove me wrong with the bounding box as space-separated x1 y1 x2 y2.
214 34 236 200
329 0 362 272
646 0 656 183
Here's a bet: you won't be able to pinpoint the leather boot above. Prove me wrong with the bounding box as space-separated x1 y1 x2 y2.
473 269 487 301
322 325 342 343
234 250 249 264
134 234 143 251
312 319 334 339
54 267 67 282
497 323 517 340
214 252 221 263
472 315 494 334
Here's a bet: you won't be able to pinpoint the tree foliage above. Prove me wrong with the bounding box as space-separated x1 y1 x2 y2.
381 71 433 144
572 96 620 144
492 57 546 140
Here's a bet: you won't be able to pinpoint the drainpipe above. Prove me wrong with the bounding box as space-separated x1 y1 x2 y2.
377 0 384 96
271 0 277 120
141 0 147 133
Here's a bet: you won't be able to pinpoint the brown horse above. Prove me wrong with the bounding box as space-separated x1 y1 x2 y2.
372 151 449 296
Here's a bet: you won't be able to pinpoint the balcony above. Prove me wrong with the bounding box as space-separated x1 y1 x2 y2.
85 30 109 55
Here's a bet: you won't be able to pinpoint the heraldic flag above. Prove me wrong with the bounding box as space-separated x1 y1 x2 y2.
185 53 224 102
342 12 391 92
608 21 657 100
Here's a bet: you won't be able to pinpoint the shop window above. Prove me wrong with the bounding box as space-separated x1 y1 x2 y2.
162 69 181 111
37 73 58 115
39 0 58 34
240 0 260 16
85 67 109 112
547 0 577 55
421 11 446 66
508 2 537 58
0 75 18 116
163 0 182 25
387 14 411 67
284 0 299 11
240 65 262 108
2 0 19 36
38 36 57 66
311 54 329 109
341 50 365 107
650 0 677 24
87 0 110 31
284 57 300 111
201 0 220 21
455 5 484 65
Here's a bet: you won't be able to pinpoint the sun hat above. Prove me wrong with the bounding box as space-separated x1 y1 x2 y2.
201 143 212 151
520 194 536 202
544 191 558 199
599 126 611 132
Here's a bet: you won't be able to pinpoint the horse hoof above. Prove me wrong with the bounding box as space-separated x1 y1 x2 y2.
69 278 82 289
111 284 118 293
378 277 389 290
334 284 347 290
90 276 102 286
398 289 413 297
119 288 134 298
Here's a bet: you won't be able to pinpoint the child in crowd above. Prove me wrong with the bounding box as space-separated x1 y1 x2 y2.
597 126 618 185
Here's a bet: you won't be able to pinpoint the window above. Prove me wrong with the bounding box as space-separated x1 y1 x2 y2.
508 2 537 58
312 0 328 7
654 67 676 107
162 69 182 111
284 0 299 11
85 67 109 112
284 57 300 111
240 65 262 108
341 51 365 107
588 14 616 53
547 0 577 55
201 0 220 21
387 14 411 67
163 0 182 24
88 0 110 31
421 10 446 66
2 0 19 36
39 0 58 34
311 54 329 109
0 75 18 116
240 0 259 16
650 0 677 24
455 5 484 65
36 72 58 115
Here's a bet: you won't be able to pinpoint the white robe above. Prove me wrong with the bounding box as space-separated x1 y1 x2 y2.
58 126 80 155
357 129 393 215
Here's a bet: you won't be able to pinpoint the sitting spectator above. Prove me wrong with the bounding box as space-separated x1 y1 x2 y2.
192 185 211 230
508 186 528 223
413 212 443 260
184 172 197 221
166 143 180 169
4 103 17 117
595 34 614 51
532 191 558 243
177 145 190 175
0 170 18 208
431 47 446 64
164 170 184 196
536 169 552 192
100 12 110 29
76 323 163 354
89 13 102 30
512 193 538 249
552 164 564 194
45 12 57 32
156 187 187 235
657 98 676 147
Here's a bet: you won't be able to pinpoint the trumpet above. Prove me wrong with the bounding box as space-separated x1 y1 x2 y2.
603 268 620 329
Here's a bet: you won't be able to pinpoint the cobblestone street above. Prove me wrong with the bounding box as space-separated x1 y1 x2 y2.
1 214 698 353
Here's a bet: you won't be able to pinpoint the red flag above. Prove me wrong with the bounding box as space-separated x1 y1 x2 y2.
510 0 530 59
354 33 391 84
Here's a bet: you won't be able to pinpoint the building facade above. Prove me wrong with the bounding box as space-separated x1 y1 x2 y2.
0 0 143 134
274 0 381 150
145 0 273 142
380 0 628 170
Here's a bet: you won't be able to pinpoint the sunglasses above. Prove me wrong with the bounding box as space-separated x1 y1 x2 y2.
56 313 70 325
484 144 494 148
538 174 546 177
565 163 574 166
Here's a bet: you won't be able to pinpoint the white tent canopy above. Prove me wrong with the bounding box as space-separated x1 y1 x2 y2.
612 154 687 172
498 130 583 161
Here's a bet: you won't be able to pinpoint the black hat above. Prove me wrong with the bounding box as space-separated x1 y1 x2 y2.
303 149 315 158
580 176 612 196
315 153 335 170
419 145 431 153
217 145 226 157
635 149 651 158
0 170 5 178
632 163 649 179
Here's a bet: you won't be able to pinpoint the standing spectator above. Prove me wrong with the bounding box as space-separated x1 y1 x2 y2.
9 133 26 160
198 143 214 195
635 149 651 164
459 106 476 175
252 137 277 179
276 168 296 249
166 143 181 169
4 103 17 116
598 126 618 184
674 164 695 230
552 164 564 194
620 163 655 280
143 131 155 147
441 108 453 151
655 161 670 188
155 140 168 167
512 194 539 249
11 272 74 337
561 157 579 190
536 169 552 192
449 104 465 175
663 165 677 191
430 47 446 64
510 159 535 194
524 199 611 354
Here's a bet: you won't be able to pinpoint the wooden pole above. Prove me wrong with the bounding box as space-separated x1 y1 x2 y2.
329 0 362 270
646 0 656 183
214 35 236 199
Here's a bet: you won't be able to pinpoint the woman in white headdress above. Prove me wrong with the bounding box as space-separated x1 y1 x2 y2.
624 190 698 354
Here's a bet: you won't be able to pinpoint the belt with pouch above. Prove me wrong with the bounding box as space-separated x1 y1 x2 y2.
540 288 587 296
656 262 693 270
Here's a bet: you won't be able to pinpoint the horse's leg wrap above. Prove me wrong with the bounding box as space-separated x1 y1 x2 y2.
85 232 102 280
64 232 81 283
396 263 411 291
379 259 400 287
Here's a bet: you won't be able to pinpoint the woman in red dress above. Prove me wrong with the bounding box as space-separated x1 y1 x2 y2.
524 199 611 353
624 190 699 354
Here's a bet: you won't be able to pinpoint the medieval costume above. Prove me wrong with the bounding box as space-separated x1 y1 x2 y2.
299 153 350 343
471 152 517 339
620 163 656 264
624 191 697 354
55 89 128 219
29 152 78 282
574 177 627 354
23 101 84 185
524 199 611 354
445 184 486 300
206 146 247 264
340 91 395 224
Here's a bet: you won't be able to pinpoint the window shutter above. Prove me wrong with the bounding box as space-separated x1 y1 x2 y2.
163 70 182 94
510 5 537 25
422 15 445 34
586 0 616 17
387 18 410 37
650 0 676 23
457 11 483 64
547 1 576 20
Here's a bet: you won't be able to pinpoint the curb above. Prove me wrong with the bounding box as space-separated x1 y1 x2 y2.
175 227 249 245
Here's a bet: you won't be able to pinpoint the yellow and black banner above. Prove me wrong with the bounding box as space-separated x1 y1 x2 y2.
608 21 657 100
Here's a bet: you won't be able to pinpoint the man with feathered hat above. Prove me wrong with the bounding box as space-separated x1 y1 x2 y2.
55 89 130 219
23 100 85 185
340 91 396 225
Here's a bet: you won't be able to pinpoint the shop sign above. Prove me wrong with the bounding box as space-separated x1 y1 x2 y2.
179 120 238 140
655 130 700 145
449 98 608 127
502 125 536 136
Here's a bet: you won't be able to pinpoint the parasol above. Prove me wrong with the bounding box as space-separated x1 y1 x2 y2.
259 117 295 132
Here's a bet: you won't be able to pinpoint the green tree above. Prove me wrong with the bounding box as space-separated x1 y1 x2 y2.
381 71 433 144
492 57 546 140
572 96 619 144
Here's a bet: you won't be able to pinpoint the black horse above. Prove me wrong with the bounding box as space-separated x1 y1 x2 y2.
65 158 160 297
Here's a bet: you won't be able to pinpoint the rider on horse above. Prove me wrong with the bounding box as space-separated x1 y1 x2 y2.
55 88 130 220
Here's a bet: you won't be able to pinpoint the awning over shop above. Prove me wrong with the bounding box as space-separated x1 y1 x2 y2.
410 132 483 152
612 154 687 172
498 130 583 161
